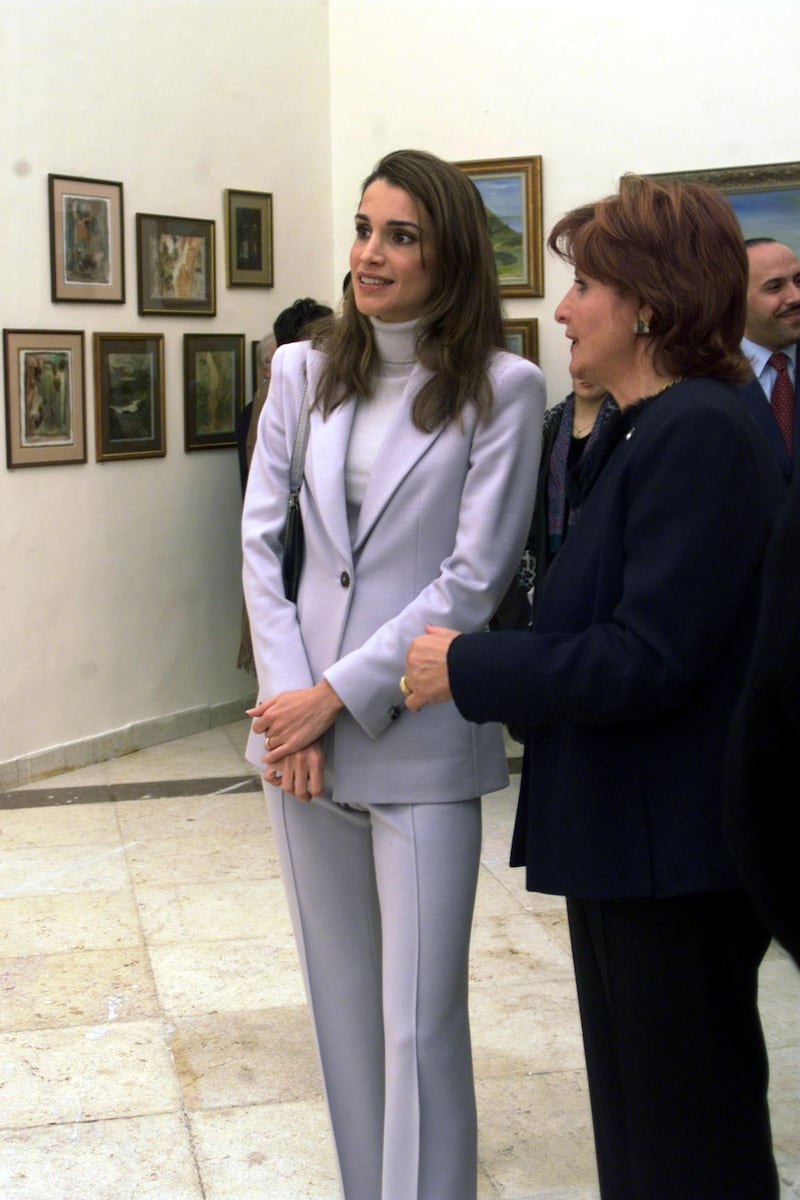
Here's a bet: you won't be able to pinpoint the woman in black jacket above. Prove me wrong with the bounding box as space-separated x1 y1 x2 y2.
404 174 785 1200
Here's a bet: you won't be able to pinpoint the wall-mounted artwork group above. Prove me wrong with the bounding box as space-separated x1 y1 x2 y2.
3 172 271 469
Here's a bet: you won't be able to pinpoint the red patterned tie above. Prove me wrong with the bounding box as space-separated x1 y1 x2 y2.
768 351 794 454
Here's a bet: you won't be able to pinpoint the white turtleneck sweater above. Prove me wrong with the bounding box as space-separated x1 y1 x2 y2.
344 317 418 540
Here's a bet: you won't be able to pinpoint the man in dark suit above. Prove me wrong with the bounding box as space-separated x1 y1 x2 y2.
739 237 800 479
726 459 800 968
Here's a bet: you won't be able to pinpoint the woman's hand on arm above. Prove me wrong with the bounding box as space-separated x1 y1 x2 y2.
404 625 460 712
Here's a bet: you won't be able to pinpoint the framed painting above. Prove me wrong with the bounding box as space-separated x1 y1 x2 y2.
136 213 216 316
48 174 125 303
183 333 244 450
224 188 274 286
93 333 165 461
455 156 543 297
503 318 539 364
647 161 800 257
3 329 86 468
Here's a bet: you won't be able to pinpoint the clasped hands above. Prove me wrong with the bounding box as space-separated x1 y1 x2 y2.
247 679 343 802
249 625 459 801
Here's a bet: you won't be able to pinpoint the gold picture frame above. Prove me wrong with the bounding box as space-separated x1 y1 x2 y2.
455 156 544 297
503 318 539 364
647 161 800 256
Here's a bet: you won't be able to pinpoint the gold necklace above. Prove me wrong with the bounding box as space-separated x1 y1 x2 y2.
650 376 683 398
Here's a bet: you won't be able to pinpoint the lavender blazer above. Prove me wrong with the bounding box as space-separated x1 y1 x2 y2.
242 340 545 807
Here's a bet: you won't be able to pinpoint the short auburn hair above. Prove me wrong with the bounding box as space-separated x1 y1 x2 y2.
548 174 751 383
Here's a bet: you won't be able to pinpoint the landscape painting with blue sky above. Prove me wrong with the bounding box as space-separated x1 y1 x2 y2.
728 188 800 256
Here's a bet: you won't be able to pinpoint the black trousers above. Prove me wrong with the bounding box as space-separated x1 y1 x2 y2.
566 891 778 1200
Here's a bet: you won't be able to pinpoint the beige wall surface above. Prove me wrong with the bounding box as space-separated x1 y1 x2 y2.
2 0 799 769
0 0 333 768
329 0 800 401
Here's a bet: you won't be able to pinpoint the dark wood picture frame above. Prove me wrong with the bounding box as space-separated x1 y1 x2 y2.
136 213 216 316
183 333 244 450
48 174 125 303
224 188 274 287
3 329 87 468
94 332 166 461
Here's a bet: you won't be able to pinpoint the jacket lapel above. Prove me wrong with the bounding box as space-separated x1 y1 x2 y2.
739 377 793 480
304 354 355 566
354 362 441 551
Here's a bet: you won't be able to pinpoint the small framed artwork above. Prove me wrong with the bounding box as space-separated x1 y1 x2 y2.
136 213 216 316
183 333 245 450
455 156 544 297
503 318 539 364
647 161 800 257
3 329 86 468
48 174 125 303
93 333 166 462
224 188 274 287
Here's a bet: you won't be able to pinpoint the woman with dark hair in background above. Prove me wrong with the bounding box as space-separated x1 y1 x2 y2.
492 372 616 635
242 148 545 1199
405 174 785 1200
237 298 332 673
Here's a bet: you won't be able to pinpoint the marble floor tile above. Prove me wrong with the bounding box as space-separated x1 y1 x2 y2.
0 889 142 956
0 946 158 1032
470 910 575 985
123 829 275 888
471 977 587 1078
169 1007 321 1110
0 841 131 898
0 1113 204 1200
477 1072 598 1199
148 937 306 1017
0 801 120 849
0 722 798 1200
0 1020 180 1128
189 1102 339 1200
134 877 288 944
114 789 269 844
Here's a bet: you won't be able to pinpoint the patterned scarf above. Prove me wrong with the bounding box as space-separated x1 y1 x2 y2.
546 393 613 554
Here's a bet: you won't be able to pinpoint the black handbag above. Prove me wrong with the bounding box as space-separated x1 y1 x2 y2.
281 377 310 603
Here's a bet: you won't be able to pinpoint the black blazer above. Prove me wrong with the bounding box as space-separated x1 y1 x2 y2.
737 368 800 481
725 459 800 964
449 378 786 899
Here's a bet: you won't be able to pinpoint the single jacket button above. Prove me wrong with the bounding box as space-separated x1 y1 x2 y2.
389 705 402 721
339 571 351 588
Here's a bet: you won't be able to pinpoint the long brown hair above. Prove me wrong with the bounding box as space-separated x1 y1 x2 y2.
548 174 750 383
312 149 505 431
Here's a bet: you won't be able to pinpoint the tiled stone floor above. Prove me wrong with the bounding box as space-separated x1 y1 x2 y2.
0 718 798 1200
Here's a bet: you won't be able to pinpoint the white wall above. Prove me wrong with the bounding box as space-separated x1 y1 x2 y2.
0 0 333 772
2 0 799 774
328 0 800 401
